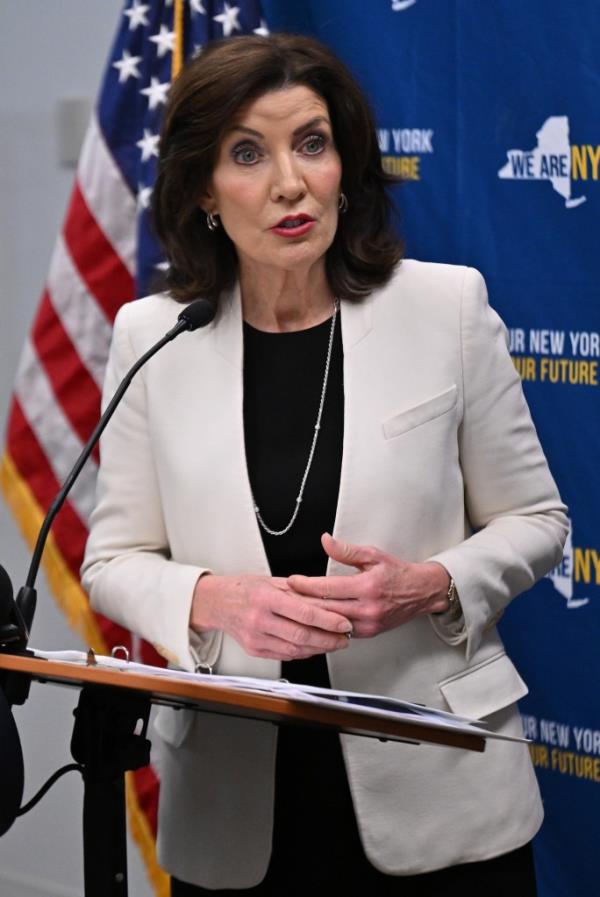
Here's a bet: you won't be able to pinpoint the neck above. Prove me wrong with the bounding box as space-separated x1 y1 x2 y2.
239 259 335 332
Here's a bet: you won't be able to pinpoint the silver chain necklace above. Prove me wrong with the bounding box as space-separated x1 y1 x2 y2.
252 300 340 537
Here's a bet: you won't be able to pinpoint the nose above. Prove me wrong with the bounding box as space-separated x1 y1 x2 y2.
270 152 306 203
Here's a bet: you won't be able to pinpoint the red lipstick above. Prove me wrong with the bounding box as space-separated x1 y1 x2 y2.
271 214 315 237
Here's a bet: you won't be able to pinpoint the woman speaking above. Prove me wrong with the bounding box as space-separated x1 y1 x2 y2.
82 34 567 897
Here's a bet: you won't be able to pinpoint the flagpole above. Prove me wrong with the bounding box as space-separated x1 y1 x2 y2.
173 0 185 79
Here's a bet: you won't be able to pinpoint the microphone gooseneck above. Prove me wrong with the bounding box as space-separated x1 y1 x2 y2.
13 301 216 646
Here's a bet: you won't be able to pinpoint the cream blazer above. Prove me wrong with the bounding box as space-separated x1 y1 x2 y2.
82 260 568 889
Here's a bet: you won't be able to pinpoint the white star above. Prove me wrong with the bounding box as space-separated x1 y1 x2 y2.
155 260 170 271
137 185 153 211
149 24 175 58
141 77 170 110
124 1 150 30
190 0 206 13
113 49 142 83
253 20 269 36
213 3 241 37
137 129 160 162
192 43 204 58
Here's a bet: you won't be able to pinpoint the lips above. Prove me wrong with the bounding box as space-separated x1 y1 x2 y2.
273 214 314 228
271 214 316 238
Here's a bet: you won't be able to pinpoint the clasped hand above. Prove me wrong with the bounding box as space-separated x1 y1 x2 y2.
190 570 353 661
190 533 450 661
288 533 450 639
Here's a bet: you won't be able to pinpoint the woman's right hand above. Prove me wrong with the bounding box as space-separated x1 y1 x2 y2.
189 574 353 661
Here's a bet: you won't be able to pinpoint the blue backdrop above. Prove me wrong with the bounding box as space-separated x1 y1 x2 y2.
262 2 600 895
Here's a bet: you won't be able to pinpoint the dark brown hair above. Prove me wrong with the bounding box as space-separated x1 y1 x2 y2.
153 33 403 304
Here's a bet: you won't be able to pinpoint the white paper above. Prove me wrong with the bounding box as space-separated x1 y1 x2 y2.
31 648 527 744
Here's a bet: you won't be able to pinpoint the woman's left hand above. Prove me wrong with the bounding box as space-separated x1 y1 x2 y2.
287 533 451 638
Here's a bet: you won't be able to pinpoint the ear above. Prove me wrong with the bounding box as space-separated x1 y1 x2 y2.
197 185 217 215
198 199 216 215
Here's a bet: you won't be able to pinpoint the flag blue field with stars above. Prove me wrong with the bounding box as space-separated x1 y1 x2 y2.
100 0 266 297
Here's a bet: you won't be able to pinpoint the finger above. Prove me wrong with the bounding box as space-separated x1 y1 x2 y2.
287 572 364 600
247 632 346 661
265 615 352 655
271 577 294 591
321 532 379 568
271 590 353 634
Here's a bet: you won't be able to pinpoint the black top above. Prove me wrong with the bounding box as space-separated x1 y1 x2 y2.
243 312 343 687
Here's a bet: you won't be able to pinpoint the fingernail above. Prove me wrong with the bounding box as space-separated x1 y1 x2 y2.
338 621 353 633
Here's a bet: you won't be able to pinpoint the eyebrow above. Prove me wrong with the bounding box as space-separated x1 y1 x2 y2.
228 116 331 140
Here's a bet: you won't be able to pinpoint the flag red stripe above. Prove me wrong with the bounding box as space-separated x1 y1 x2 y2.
31 290 102 460
7 399 89 577
140 639 166 667
63 182 135 324
6 401 161 656
95 611 136 653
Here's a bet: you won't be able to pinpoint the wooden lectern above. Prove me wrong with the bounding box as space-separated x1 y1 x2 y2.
0 652 485 897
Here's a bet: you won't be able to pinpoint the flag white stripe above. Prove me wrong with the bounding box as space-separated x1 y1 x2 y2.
78 113 137 277
15 340 98 524
47 235 113 390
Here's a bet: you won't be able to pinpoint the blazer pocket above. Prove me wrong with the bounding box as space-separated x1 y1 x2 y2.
382 385 457 440
153 705 195 748
438 651 528 720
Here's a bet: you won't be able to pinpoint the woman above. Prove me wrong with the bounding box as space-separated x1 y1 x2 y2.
81 34 567 896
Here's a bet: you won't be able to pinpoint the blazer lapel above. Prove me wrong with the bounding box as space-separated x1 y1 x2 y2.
327 295 374 568
202 283 272 575
340 292 373 351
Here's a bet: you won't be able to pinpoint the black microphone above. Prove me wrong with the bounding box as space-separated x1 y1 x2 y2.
2 298 216 653
176 298 216 331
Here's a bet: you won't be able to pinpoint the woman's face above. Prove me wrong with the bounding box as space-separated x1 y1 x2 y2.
202 85 343 277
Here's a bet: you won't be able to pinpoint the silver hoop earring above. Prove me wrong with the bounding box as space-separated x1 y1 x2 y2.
206 211 220 231
338 193 349 214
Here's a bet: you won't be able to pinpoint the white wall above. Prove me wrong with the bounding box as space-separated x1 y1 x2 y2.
0 4 153 896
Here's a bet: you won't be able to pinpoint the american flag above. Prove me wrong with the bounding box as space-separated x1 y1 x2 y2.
0 2 266 894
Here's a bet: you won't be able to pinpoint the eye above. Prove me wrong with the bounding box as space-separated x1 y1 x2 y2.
231 143 260 165
301 134 327 155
